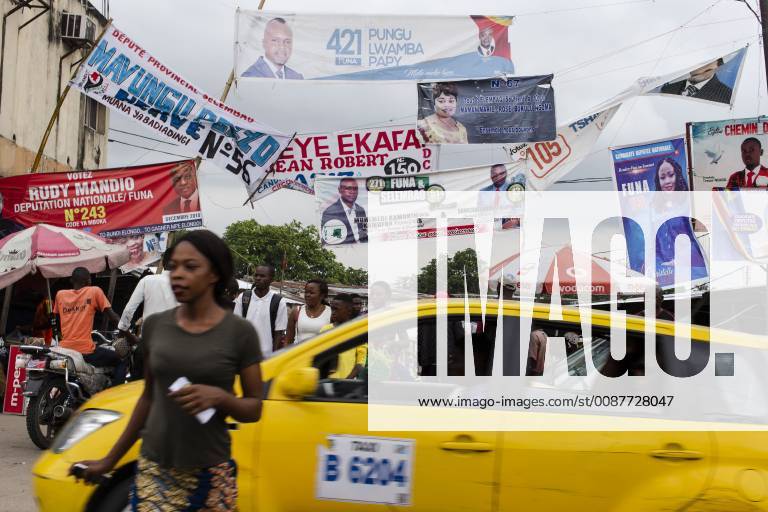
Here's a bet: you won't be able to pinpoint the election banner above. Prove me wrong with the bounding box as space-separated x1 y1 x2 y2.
0 160 203 238
415 76 555 144
689 116 768 191
591 46 748 112
253 126 434 200
611 138 708 287
504 104 620 190
71 25 292 200
315 162 526 246
689 117 768 262
235 11 515 81
647 46 747 106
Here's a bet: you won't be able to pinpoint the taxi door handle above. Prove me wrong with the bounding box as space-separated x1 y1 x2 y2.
440 441 493 452
650 449 703 461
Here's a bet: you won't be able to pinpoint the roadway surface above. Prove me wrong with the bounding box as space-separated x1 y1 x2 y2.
0 412 41 512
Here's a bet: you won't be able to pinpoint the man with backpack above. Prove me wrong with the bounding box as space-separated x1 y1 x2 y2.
233 264 287 357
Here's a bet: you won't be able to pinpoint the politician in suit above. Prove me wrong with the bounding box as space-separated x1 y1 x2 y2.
163 162 200 216
659 58 733 104
726 137 768 189
0 192 25 240
481 163 511 192
479 164 522 229
242 17 304 80
321 178 368 244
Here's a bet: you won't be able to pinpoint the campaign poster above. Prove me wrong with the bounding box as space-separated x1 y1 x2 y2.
253 127 434 200
315 162 526 246
689 116 768 191
235 11 515 81
416 76 555 144
690 117 768 262
646 46 747 107
611 138 708 287
0 160 203 238
71 25 291 200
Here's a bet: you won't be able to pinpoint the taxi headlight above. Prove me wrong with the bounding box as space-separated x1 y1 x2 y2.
51 409 122 454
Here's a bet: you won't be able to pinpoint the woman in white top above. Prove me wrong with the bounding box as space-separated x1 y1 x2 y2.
286 279 332 344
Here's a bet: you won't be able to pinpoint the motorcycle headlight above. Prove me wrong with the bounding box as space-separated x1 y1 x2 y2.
51 409 122 454
48 359 68 370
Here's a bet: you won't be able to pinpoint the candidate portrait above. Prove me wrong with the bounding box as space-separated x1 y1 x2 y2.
242 17 304 80
726 137 768 189
163 162 200 216
659 58 733 104
321 178 368 245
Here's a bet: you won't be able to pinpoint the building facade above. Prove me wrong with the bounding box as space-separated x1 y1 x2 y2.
0 0 109 176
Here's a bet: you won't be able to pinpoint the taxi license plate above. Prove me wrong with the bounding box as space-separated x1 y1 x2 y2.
316 435 414 505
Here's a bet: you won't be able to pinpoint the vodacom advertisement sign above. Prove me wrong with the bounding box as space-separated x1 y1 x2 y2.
3 346 27 415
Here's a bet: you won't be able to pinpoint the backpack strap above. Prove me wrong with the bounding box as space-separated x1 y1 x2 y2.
269 293 283 334
241 289 252 318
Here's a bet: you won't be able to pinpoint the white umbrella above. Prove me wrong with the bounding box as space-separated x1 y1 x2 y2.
0 224 130 289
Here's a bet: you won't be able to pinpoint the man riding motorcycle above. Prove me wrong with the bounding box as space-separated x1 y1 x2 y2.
54 267 126 385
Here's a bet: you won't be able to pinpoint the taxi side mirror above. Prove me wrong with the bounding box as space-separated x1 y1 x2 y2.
275 367 320 399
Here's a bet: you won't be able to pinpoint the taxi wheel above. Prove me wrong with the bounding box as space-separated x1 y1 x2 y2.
95 477 131 512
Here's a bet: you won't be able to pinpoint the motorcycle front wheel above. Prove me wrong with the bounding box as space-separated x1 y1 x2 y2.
26 377 70 450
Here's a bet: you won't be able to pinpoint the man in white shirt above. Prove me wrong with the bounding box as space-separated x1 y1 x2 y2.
477 26 496 57
117 253 179 341
233 265 288 357
118 270 178 335
118 255 178 380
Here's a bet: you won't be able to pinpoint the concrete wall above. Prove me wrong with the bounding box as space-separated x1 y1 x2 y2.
0 0 109 176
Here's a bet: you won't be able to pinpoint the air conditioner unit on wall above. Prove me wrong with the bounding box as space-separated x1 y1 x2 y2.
60 12 95 44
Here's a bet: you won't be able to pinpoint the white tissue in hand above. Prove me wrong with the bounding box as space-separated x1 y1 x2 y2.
169 376 215 424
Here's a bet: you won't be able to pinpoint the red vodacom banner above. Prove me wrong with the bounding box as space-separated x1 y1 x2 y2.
0 160 203 238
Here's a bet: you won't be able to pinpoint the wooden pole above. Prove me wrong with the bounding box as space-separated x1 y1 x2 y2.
102 267 118 331
31 19 113 174
0 283 12 336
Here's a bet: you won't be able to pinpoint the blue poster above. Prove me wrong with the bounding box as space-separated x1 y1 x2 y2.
612 138 708 287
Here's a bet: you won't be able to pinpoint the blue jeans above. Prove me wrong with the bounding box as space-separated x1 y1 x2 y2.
84 346 126 386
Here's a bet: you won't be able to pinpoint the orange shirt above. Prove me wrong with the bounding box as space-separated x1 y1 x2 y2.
53 286 110 354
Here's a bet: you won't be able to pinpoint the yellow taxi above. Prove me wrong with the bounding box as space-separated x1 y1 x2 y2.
33 300 768 511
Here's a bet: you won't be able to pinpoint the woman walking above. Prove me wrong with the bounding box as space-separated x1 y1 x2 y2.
286 279 331 344
71 230 263 511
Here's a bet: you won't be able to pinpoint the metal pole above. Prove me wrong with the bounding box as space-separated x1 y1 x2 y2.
46 278 59 345
31 19 113 173
761 0 768 96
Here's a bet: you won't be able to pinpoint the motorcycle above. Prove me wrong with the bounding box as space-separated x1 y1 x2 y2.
18 331 132 450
